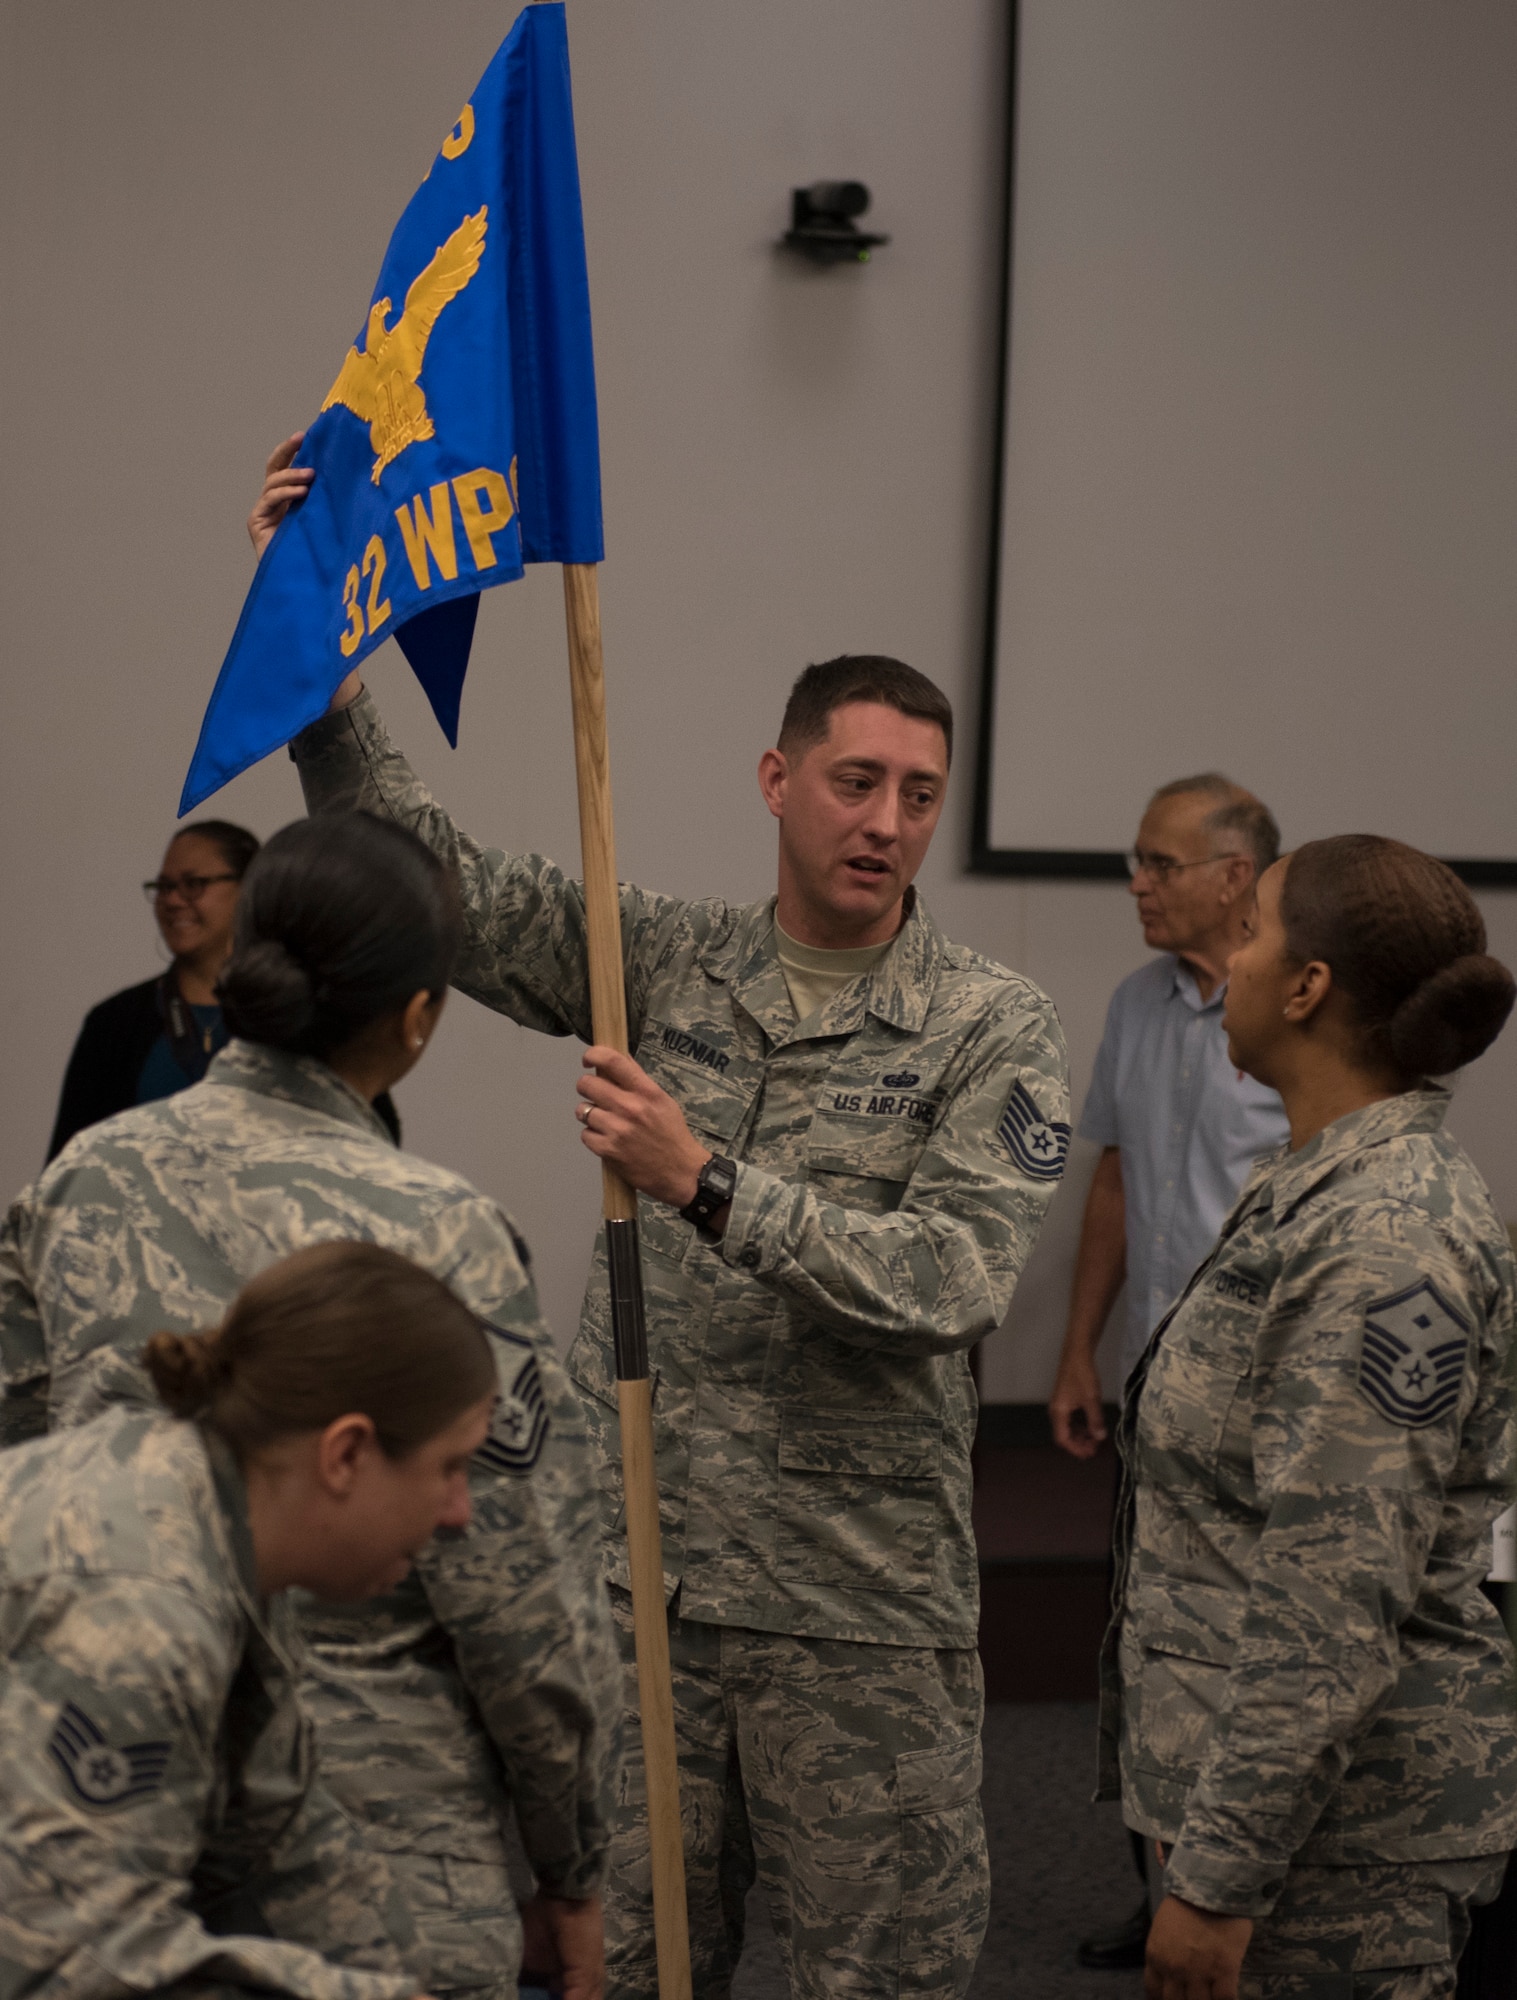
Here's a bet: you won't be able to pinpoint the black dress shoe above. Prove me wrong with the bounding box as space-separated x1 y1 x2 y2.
1075 1899 1151 1970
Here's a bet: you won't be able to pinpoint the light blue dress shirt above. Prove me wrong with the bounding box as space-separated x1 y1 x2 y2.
1078 954 1290 1379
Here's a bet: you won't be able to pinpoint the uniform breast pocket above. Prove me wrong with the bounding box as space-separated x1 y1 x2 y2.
776 1407 941 1592
1138 1282 1264 1497
806 1112 932 1216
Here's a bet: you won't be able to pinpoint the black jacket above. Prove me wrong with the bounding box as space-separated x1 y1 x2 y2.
48 976 401 1163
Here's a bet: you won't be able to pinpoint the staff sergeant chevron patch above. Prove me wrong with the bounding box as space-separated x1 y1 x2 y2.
996 1080 1071 1182
48 1701 171 1811
477 1331 550 1473
1358 1278 1470 1428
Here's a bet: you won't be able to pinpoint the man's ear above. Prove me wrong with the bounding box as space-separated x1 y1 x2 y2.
1220 857 1255 907
758 748 788 823
315 1413 378 1497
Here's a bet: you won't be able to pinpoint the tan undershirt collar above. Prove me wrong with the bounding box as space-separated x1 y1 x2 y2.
774 919 894 1025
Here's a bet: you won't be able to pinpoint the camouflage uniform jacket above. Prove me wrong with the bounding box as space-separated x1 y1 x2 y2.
295 691 1071 1648
0 1404 416 2000
0 1042 621 1921
1098 1088 1517 1918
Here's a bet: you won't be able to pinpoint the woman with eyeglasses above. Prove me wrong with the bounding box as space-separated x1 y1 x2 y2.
47 819 259 1160
49 820 400 1161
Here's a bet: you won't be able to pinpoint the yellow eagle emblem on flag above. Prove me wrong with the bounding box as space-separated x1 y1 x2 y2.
322 206 488 484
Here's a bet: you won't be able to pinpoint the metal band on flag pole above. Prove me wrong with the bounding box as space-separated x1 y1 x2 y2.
563 562 693 2000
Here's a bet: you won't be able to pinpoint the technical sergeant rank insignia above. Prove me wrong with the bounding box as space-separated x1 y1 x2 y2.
997 1080 1071 1182
48 1701 171 1811
1359 1278 1470 1428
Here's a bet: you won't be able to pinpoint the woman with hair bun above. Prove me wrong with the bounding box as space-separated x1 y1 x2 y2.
0 1239 496 2000
0 812 620 2000
1107 836 1517 2000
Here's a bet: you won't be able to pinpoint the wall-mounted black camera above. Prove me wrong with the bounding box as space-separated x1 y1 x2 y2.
781 182 889 265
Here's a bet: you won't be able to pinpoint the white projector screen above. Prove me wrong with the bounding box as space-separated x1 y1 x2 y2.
975 0 1517 881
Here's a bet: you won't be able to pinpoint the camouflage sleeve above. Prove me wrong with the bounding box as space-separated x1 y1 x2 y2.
0 1575 414 2000
717 986 1070 1355
0 1188 49 1449
415 1322 622 1897
411 1198 622 1896
1165 1207 1495 1917
292 689 685 1042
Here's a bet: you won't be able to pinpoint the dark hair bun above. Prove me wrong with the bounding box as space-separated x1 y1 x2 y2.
1389 954 1517 1077
217 939 317 1047
217 815 460 1061
143 1329 228 1418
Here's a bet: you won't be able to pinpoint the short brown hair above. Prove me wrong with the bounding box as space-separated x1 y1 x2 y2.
1149 772 1279 878
777 656 953 766
143 1242 495 1460
1281 835 1515 1081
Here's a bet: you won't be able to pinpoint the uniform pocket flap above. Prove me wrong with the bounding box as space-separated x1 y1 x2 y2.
779 1408 942 1480
808 1136 928 1176
1134 1579 1242 1666
896 1731 982 1814
806 1124 929 1185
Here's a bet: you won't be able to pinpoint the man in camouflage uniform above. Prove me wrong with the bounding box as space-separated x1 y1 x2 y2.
1102 1088 1517 1996
0 1038 621 2000
292 650 1070 2000
0 1400 421 2000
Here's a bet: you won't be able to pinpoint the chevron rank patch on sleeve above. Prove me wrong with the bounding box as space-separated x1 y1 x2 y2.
1359 1277 1471 1428
476 1329 550 1473
48 1700 172 1811
997 1079 1071 1182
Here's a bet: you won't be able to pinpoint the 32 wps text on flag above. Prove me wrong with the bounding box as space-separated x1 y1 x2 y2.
180 0 602 813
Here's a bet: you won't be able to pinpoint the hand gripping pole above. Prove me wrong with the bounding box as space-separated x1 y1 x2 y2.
562 562 692 2000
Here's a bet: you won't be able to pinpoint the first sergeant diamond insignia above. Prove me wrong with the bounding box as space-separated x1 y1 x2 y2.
1358 1278 1470 1428
996 1080 1071 1182
476 1331 550 1474
48 1701 171 1812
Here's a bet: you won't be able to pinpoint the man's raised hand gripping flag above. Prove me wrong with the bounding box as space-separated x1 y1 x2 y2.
180 2 601 813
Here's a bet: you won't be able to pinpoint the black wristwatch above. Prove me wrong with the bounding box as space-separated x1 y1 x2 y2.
679 1153 738 1235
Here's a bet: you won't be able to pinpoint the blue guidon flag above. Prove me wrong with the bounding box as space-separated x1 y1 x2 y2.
1358 1277 1470 1428
180 2 602 813
997 1080 1070 1182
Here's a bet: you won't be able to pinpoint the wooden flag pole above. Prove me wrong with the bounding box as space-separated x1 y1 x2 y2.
562 561 692 2000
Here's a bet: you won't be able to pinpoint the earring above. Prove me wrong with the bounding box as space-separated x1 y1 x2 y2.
413 1036 425 1051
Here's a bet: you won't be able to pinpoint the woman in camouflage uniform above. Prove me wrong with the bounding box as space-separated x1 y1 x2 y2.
1104 836 1517 1999
0 1238 496 2000
0 814 621 2000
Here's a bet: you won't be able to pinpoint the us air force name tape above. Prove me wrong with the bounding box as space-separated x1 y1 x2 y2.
478 1325 549 1473
49 1701 172 1812
1359 1278 1470 1428
997 1080 1070 1182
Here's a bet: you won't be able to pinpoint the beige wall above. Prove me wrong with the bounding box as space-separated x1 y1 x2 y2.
4 2 1513 1403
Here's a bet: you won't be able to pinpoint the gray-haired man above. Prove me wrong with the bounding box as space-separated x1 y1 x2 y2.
1048 773 1289 1970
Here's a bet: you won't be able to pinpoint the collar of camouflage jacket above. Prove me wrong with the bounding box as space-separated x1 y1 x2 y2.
700 889 944 1044
1258 1084 1453 1224
205 1040 395 1143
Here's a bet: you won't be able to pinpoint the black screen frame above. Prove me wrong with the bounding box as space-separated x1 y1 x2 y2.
968 1 1516 891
